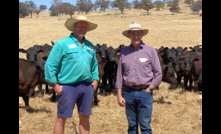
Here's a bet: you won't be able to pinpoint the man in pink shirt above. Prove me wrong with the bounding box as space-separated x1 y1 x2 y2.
115 22 162 134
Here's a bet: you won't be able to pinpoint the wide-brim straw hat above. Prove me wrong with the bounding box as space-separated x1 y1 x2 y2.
122 22 149 38
65 15 97 32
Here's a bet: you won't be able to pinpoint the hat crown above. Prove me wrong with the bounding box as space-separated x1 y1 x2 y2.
75 15 87 21
128 22 142 30
65 15 97 32
122 22 149 38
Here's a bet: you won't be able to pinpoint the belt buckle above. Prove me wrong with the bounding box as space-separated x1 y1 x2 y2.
134 84 148 90
132 85 142 90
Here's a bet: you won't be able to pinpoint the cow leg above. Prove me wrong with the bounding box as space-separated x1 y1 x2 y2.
184 75 189 91
37 84 44 98
101 75 108 96
45 84 49 94
189 77 193 91
198 72 202 93
29 87 38 98
107 75 115 95
93 87 100 106
176 75 182 88
22 96 33 112
107 77 112 94
50 90 57 102
198 82 202 93
112 76 117 95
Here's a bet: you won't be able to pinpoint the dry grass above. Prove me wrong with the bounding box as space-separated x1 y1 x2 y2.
19 2 202 134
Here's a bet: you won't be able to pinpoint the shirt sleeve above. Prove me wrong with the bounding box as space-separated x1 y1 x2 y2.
44 42 63 83
115 55 123 89
150 49 163 87
91 51 100 81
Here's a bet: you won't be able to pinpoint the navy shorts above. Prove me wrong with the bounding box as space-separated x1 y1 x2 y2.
56 82 94 118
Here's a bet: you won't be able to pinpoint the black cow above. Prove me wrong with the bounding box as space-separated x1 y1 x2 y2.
191 53 202 92
101 46 118 95
115 44 126 65
19 43 53 97
93 54 105 106
19 58 49 111
158 52 177 88
189 45 202 52
161 62 178 88
180 51 202 91
95 43 108 62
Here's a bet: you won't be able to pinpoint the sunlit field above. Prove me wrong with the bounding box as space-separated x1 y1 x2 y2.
19 1 202 134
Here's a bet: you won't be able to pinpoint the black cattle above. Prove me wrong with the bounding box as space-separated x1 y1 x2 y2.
95 43 108 62
157 46 170 64
161 62 178 88
115 44 126 65
19 43 53 97
93 54 105 106
180 51 202 91
19 58 49 111
189 45 202 52
101 46 118 95
176 46 188 56
36 50 57 102
197 69 202 93
158 53 177 88
19 45 42 61
191 53 202 92
165 47 188 89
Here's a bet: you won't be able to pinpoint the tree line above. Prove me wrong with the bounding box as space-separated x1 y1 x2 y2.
19 0 202 18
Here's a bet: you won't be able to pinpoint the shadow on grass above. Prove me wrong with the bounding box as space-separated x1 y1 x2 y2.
19 106 52 113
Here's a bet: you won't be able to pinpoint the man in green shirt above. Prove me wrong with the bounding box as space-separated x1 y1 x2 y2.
44 15 99 134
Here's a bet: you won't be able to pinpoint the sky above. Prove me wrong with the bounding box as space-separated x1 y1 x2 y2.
19 0 77 9
19 0 136 11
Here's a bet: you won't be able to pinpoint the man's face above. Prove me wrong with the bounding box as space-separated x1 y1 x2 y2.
129 30 143 45
73 21 88 37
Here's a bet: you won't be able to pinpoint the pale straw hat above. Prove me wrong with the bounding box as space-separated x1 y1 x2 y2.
65 15 97 32
122 22 149 38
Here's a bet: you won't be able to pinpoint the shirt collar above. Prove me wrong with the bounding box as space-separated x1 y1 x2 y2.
129 41 145 50
70 33 86 43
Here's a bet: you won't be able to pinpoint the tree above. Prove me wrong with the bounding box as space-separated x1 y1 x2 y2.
190 0 202 14
66 5 76 18
19 2 29 18
154 0 165 11
111 0 128 14
49 5 59 16
76 0 94 14
76 0 87 14
184 0 192 5
58 2 76 17
126 1 133 10
39 5 47 11
94 0 100 11
167 0 180 15
50 0 62 16
99 0 110 11
133 0 142 10
35 10 41 18
25 1 37 18
140 0 155 15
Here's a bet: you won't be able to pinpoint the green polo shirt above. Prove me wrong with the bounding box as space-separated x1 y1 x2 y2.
44 33 99 84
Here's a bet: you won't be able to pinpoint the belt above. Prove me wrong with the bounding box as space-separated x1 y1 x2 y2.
126 84 149 90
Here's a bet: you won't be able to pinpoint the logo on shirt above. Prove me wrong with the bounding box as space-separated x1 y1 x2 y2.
139 58 147 62
87 46 93 51
69 44 77 48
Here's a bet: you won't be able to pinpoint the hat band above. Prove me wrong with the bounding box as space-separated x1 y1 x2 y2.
129 27 142 30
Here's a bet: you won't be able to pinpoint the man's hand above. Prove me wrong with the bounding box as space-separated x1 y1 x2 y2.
92 80 98 90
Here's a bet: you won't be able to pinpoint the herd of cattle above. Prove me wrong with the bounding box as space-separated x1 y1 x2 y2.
19 42 202 111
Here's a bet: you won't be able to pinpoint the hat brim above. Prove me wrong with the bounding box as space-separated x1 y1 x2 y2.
122 29 149 38
65 18 97 32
